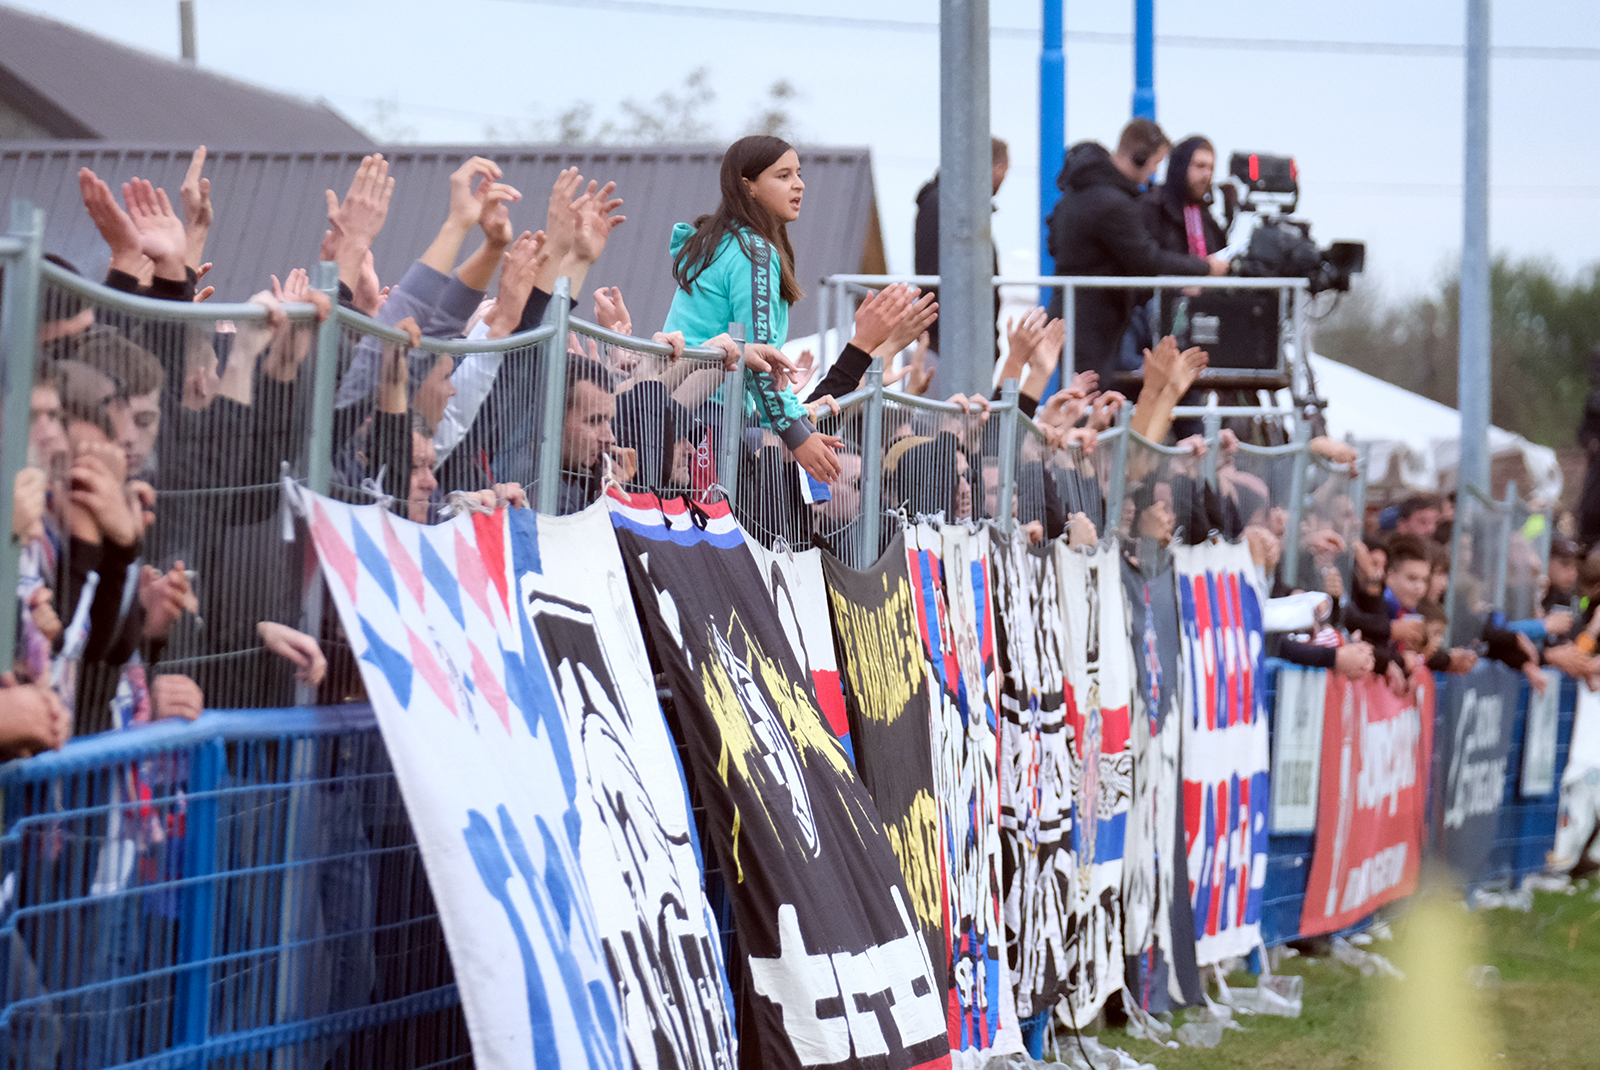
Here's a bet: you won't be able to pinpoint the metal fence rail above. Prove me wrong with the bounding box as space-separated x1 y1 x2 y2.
0 707 467 1070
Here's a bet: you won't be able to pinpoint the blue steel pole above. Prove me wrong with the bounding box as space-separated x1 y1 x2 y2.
1039 0 1064 277
1132 0 1156 120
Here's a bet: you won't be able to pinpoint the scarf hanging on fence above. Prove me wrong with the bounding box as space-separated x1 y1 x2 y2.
1172 539 1270 966
1054 541 1134 1027
516 503 738 1070
612 493 949 1070
819 533 950 1015
301 488 625 1070
905 523 1022 1067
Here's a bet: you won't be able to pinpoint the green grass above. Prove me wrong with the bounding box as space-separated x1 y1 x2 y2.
1063 882 1600 1070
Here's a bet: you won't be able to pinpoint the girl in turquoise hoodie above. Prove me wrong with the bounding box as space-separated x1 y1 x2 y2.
663 135 840 482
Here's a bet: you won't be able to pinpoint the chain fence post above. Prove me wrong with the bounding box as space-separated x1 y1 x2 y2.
858 357 885 566
996 378 1020 534
1201 390 1221 490
1062 283 1076 381
304 261 342 495
1495 480 1516 613
1105 404 1132 540
1282 419 1312 589
534 277 572 515
817 279 831 367
717 321 746 508
0 200 43 671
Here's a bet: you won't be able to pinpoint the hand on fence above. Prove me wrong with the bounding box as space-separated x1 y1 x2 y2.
740 343 798 380
1544 609 1575 638
1335 641 1376 679
139 561 197 640
852 284 915 354
1309 435 1358 467
180 146 213 269
593 286 633 335
1303 528 1346 557
1523 656 1549 696
258 622 328 687
151 674 204 720
651 330 686 362
1321 565 1345 601
1065 426 1098 455
1390 617 1427 647
376 317 422 415
1446 648 1479 674
493 483 528 509
1243 524 1282 573
805 394 840 421
1544 643 1595 680
1087 390 1125 432
793 433 843 484
0 673 71 757
78 168 144 275
1067 512 1097 547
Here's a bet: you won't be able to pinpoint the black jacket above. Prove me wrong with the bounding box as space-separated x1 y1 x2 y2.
1142 191 1228 261
913 176 1000 358
1045 142 1209 380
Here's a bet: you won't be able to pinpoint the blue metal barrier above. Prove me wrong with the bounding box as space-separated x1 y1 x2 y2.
0 706 467 1070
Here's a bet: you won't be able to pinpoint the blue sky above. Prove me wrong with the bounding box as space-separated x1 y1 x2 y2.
16 0 1599 297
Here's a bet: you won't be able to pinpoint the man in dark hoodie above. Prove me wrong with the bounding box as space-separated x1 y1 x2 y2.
1142 135 1228 261
1045 119 1228 383
913 137 1009 358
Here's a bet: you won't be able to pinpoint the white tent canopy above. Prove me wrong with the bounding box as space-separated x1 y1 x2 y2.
1306 353 1562 504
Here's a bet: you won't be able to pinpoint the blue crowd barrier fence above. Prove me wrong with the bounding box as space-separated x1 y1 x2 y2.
0 707 469 1070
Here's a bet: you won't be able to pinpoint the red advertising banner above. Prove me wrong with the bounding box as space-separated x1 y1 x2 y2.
1300 671 1435 936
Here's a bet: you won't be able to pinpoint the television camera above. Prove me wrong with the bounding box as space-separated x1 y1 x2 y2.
1222 152 1365 294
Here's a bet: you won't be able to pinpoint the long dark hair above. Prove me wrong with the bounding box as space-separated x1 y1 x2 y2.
672 135 803 305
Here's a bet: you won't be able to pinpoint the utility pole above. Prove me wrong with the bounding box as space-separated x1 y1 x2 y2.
936 0 993 398
1458 0 1491 497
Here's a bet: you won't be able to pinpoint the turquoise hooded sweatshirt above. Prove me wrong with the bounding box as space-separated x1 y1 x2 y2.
663 222 814 450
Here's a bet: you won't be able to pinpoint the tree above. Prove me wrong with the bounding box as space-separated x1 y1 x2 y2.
1315 257 1600 448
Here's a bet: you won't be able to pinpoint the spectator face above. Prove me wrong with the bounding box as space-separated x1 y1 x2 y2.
414 355 456 433
29 386 68 472
562 380 617 471
1185 147 1215 204
408 433 437 524
744 149 805 224
1550 556 1578 594
814 454 861 524
126 388 160 475
1429 567 1449 603
1398 507 1439 539
1386 558 1431 611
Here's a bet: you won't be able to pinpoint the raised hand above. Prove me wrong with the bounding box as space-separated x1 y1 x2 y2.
569 179 625 266
325 154 394 251
123 178 188 279
271 267 311 305
448 156 505 230
851 284 916 354
479 181 519 247
593 286 632 334
257 622 328 687
1005 308 1048 370
878 293 938 358
79 168 143 274
1087 390 1126 432
486 231 549 339
353 249 385 316
377 316 422 415
790 348 817 390
67 442 137 548
542 167 584 262
904 336 935 396
180 146 213 269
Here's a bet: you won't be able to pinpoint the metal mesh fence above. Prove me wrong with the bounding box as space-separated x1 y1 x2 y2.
1447 488 1507 648
1115 432 1207 558
0 709 466 1070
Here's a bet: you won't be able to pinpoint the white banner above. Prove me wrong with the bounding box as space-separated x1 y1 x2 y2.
1520 669 1562 798
1270 667 1328 833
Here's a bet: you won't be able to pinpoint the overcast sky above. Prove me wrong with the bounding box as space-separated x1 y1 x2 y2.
15 0 1599 298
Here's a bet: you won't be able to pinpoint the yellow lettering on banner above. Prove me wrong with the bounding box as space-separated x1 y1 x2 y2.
881 789 945 930
826 573 928 727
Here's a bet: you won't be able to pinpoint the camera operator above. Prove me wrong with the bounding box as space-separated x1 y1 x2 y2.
1143 136 1227 260
1046 119 1228 383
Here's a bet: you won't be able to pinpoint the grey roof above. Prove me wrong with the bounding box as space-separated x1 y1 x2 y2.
0 5 372 148
0 142 882 336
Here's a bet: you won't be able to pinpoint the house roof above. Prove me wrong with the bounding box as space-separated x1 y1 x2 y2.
0 142 883 335
0 4 371 148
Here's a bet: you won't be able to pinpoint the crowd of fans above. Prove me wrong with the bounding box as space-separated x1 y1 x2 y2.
1 125 1588 760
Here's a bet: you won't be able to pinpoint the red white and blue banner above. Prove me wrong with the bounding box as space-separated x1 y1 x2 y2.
1172 540 1270 965
300 489 626 1070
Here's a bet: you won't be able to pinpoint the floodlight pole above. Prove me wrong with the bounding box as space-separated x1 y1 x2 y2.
1458 0 1491 498
1039 0 1065 277
936 0 993 398
1132 0 1155 120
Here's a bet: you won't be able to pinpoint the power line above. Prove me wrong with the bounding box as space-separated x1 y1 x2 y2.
497 0 1600 59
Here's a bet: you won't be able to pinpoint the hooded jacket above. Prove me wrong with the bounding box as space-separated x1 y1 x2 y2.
663 223 815 451
1045 141 1210 380
1142 137 1229 260
912 175 1000 357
